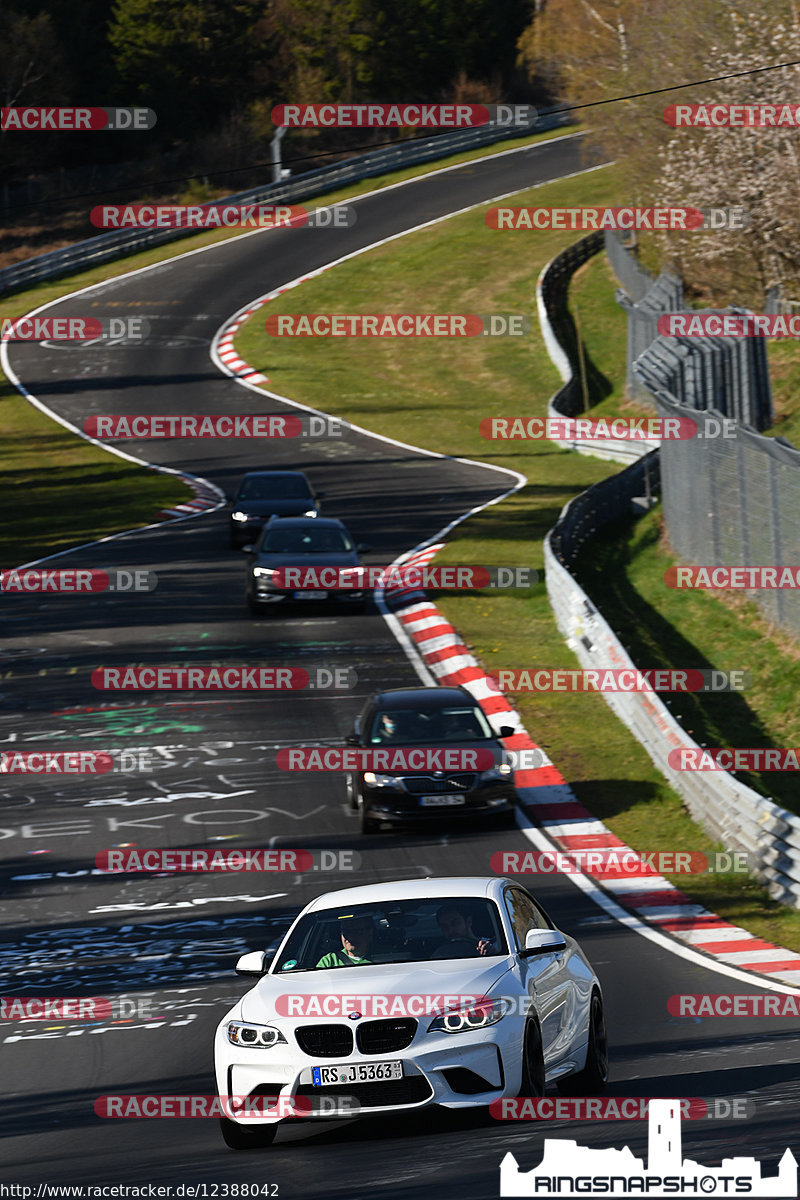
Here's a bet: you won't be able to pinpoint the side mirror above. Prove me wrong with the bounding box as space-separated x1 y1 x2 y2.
235 950 269 976
521 929 567 957
345 733 360 746
499 725 516 738
356 543 371 554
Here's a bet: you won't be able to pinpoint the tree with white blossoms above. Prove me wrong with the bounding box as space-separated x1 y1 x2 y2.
655 5 800 304
516 0 800 304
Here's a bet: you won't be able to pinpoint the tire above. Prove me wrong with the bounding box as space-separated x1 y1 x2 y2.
247 597 266 617
518 1018 546 1098
358 794 380 833
346 774 358 810
219 1117 277 1150
557 992 608 1095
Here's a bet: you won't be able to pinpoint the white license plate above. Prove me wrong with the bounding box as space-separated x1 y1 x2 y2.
419 794 466 806
294 590 327 600
312 1060 403 1086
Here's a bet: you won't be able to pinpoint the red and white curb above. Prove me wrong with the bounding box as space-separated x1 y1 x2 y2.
389 561 800 990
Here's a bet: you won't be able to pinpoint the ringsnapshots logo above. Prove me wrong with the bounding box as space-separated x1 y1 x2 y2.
95 848 360 873
1 107 156 131
489 668 749 693
498 1099 797 1197
1 316 150 342
90 204 355 230
264 313 530 337
271 103 536 128
485 206 746 231
84 414 349 439
0 568 156 593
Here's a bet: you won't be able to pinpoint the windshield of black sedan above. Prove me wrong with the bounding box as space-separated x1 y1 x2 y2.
237 476 311 501
260 529 354 555
368 705 493 744
274 898 508 972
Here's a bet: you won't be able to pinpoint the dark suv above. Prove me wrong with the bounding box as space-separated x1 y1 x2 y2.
345 686 517 833
228 470 323 548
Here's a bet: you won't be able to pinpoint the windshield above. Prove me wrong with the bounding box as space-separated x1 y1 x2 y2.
260 528 353 554
237 476 312 501
368 705 493 744
273 897 509 973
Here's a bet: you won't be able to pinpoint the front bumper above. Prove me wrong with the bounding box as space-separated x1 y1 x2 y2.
360 778 516 822
214 1016 522 1126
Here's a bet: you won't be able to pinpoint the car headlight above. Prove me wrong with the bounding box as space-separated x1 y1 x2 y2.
480 762 513 781
363 772 400 786
231 511 249 522
252 567 274 579
226 1021 287 1048
427 998 511 1034
302 509 318 517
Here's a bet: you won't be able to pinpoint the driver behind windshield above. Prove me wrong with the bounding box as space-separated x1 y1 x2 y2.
316 916 374 968
435 905 496 957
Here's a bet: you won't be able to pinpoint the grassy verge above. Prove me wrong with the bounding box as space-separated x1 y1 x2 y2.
234 162 800 950
0 125 581 567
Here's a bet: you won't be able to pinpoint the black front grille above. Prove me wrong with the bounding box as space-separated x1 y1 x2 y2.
295 1024 353 1057
296 1075 432 1108
356 1018 417 1054
403 773 477 794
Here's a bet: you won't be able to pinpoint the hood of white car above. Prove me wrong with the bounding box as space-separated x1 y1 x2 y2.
240 957 513 1023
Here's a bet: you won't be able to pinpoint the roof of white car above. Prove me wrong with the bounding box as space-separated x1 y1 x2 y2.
304 876 509 913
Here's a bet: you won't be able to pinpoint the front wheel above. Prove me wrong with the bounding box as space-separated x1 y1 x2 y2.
358 794 380 833
219 1117 277 1150
557 992 608 1095
518 1019 546 1098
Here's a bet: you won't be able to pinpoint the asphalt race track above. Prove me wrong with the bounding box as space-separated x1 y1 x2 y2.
2 133 799 1198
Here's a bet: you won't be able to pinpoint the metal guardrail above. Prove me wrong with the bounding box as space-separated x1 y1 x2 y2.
0 112 571 299
537 231 658 463
541 237 800 910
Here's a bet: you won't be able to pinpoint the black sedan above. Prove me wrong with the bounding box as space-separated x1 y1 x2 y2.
345 685 518 832
228 469 323 548
244 515 369 615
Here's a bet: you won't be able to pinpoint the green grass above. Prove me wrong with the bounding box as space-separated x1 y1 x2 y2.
233 161 800 950
0 124 581 566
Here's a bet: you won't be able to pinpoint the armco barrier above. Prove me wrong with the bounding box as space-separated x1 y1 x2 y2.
536 230 659 463
540 239 800 910
0 112 569 298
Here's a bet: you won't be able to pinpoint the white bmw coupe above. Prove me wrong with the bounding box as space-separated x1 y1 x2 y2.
214 876 607 1148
